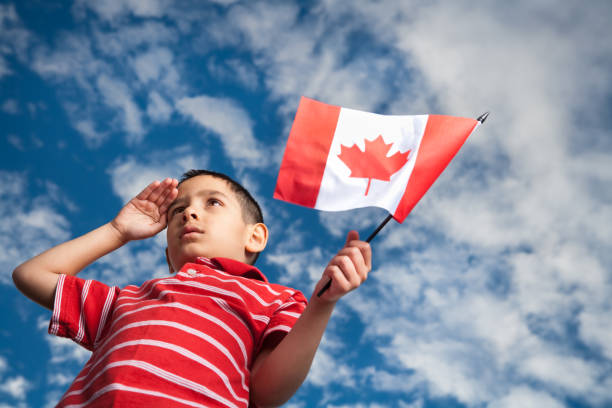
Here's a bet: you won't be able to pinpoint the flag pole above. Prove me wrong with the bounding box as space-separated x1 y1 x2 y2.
316 112 490 297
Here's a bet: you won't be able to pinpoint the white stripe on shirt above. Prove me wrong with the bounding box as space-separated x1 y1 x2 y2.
49 274 66 335
75 280 91 344
94 286 117 346
63 360 240 408
106 302 249 364
81 339 247 403
75 320 249 393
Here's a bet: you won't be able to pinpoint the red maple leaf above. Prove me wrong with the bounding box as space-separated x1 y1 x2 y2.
337 135 411 195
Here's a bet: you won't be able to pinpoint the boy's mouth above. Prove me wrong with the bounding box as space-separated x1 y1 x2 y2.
181 225 203 238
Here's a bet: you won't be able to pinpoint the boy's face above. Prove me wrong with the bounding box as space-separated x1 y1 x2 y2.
166 175 255 271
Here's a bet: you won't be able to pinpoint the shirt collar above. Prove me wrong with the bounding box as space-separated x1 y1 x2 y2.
195 256 268 283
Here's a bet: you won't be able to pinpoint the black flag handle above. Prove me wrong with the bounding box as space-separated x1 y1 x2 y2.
316 214 393 297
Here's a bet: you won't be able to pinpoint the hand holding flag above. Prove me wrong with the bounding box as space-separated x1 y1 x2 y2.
313 230 372 302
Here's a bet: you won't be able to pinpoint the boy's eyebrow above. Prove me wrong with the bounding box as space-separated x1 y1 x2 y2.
167 189 232 212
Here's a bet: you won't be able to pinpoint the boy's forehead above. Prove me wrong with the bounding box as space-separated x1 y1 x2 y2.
177 175 236 199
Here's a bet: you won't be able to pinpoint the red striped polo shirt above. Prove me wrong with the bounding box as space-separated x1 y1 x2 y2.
48 257 308 407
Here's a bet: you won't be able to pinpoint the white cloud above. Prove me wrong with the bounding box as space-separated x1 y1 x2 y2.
29 18 184 147
96 74 144 144
579 306 612 360
520 353 599 395
73 0 170 21
0 376 30 400
74 119 106 147
0 171 72 285
266 246 326 289
359 366 420 394
92 21 177 57
307 348 357 389
147 90 173 123
489 386 565 408
0 355 30 402
31 34 102 87
224 2 401 117
47 372 74 386
0 3 31 77
176 95 263 168
130 47 180 93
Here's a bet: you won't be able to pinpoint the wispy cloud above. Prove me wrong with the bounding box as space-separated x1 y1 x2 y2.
72 0 171 21
96 74 144 143
0 3 31 78
176 95 264 168
27 16 184 146
0 355 31 402
0 171 72 285
0 375 30 400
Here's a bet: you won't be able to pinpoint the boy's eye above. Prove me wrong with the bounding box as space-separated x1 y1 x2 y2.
171 206 185 215
208 198 222 207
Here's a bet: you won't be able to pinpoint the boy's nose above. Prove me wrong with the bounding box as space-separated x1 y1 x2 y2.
183 208 199 221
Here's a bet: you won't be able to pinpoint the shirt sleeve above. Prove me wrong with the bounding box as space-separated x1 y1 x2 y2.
48 274 120 351
258 289 308 352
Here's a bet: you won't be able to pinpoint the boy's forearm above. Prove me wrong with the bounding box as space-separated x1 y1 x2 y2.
12 222 127 309
250 297 336 407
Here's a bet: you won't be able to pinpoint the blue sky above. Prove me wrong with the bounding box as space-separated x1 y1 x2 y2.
1 1 611 407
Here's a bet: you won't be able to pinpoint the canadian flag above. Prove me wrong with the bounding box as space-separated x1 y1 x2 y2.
274 96 480 222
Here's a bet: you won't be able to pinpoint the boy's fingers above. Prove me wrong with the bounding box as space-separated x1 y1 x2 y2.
344 230 372 269
337 247 366 278
330 254 362 288
341 239 372 272
158 186 179 214
136 180 160 201
325 265 351 294
344 230 359 247
148 178 172 204
156 179 178 206
356 241 372 270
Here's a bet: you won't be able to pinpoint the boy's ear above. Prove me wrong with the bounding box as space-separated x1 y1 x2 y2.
245 223 268 255
165 247 174 274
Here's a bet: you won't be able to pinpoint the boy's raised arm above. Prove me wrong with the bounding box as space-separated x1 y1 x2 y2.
12 178 178 310
249 230 371 407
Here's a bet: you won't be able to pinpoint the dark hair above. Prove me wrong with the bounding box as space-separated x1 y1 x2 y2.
179 169 264 263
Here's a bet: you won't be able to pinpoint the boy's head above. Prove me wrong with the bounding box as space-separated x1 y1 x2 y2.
165 169 268 272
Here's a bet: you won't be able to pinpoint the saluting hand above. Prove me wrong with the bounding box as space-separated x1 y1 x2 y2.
314 230 372 303
110 178 179 242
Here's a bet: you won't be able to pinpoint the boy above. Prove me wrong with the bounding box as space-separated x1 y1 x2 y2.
13 169 372 407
